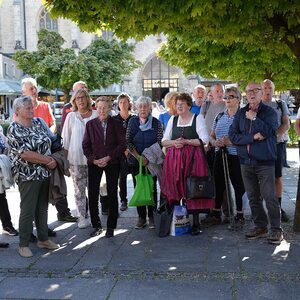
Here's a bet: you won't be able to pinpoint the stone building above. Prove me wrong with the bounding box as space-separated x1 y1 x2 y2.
0 0 203 117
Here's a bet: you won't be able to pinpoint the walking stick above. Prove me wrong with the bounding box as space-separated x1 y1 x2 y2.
221 147 235 230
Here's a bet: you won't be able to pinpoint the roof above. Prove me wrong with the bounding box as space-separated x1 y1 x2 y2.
0 80 22 95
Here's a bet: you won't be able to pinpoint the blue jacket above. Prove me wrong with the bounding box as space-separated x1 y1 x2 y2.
228 102 278 165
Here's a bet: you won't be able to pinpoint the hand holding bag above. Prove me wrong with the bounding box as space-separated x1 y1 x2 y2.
186 141 215 200
128 156 154 207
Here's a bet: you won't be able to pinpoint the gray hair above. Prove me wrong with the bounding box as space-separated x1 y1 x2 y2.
225 87 242 101
72 80 87 91
135 96 152 108
211 83 225 93
193 84 206 92
13 96 33 114
21 77 38 90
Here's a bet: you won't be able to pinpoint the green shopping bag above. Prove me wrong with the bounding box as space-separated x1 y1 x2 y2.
129 156 154 207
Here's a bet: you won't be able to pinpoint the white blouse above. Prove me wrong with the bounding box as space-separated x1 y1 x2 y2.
162 114 209 144
62 110 98 165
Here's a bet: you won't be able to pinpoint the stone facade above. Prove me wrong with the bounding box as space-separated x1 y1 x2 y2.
0 0 196 103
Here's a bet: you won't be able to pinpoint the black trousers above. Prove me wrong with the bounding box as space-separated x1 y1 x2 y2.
213 151 245 212
88 163 120 229
55 196 71 216
119 155 132 203
0 192 13 228
131 165 157 220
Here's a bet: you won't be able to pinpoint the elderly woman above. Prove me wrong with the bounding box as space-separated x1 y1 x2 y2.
112 93 134 211
161 92 214 235
82 96 126 238
62 88 98 229
203 87 245 225
126 96 163 229
7 96 59 258
159 91 177 130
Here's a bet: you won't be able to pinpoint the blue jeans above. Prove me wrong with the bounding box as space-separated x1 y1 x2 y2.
241 164 281 233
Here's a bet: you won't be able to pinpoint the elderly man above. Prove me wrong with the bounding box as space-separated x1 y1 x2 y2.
229 82 283 245
21 78 56 133
61 81 88 128
262 79 290 222
190 84 206 115
22 78 77 228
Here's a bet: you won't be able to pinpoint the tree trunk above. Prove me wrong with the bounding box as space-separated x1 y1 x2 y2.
293 56 300 231
62 87 71 104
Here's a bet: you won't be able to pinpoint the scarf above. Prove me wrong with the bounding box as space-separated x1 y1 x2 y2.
139 115 153 131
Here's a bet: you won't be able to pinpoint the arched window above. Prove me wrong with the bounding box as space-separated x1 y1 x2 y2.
142 56 179 100
39 7 58 32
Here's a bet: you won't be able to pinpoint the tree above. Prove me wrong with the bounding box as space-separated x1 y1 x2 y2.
14 29 140 102
44 0 300 87
158 34 298 90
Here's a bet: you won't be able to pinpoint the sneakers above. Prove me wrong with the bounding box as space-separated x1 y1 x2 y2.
135 218 147 229
37 240 60 250
120 202 128 211
267 231 283 245
90 227 103 237
281 209 289 222
78 217 90 229
19 247 33 258
148 217 155 229
245 227 268 240
105 228 114 238
2 226 18 236
57 213 78 222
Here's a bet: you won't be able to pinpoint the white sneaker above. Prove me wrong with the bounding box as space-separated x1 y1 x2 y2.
78 217 90 229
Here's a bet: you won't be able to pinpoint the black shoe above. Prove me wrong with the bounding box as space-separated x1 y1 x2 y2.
283 164 291 168
48 228 57 237
0 242 9 248
90 227 103 237
2 226 18 236
281 209 289 222
30 233 37 243
57 214 78 222
105 228 114 238
120 202 128 211
191 225 201 236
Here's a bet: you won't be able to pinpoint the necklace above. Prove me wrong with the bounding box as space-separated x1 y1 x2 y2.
79 110 90 115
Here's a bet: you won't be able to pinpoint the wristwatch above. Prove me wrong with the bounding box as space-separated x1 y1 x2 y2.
252 117 256 121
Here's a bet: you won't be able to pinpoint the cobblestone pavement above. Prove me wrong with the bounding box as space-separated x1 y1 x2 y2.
0 149 299 299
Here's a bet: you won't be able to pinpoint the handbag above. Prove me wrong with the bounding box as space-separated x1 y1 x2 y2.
153 198 173 237
128 156 154 207
186 141 215 200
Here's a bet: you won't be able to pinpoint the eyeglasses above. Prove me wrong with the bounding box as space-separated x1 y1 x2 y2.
246 88 262 95
223 95 238 100
75 96 87 101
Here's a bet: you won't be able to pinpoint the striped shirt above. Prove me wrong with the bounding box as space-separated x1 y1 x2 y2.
212 110 237 155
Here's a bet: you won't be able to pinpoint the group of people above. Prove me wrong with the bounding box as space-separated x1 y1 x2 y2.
0 77 290 255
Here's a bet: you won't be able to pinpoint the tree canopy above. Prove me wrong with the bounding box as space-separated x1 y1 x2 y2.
14 29 140 102
43 0 300 89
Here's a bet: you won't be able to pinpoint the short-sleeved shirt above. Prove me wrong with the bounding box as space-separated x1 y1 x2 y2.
7 119 52 182
212 110 237 155
262 99 289 143
190 103 201 115
34 101 55 128
159 111 172 130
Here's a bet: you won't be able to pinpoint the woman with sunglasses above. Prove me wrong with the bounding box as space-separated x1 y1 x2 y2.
203 87 245 226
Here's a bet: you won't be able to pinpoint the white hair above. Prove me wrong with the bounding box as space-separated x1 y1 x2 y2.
135 96 152 108
21 77 38 90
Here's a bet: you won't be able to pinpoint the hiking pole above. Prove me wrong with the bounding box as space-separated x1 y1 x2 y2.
221 147 235 230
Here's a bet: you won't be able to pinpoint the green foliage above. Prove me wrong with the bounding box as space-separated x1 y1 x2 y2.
288 120 298 146
43 0 300 89
13 29 140 102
